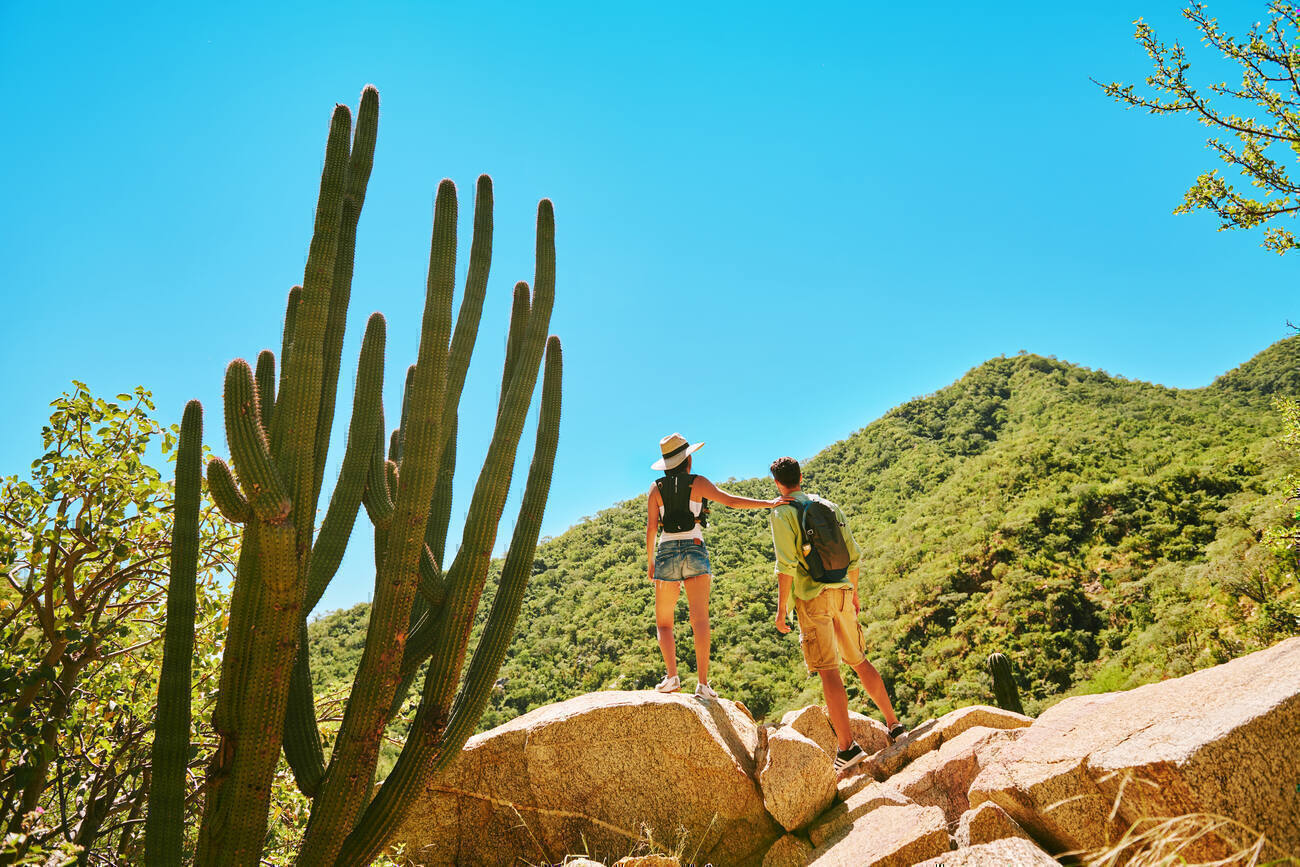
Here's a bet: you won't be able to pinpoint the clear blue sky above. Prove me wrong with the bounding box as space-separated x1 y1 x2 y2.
2 1 1294 615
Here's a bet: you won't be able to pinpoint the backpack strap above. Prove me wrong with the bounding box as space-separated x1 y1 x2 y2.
778 496 810 550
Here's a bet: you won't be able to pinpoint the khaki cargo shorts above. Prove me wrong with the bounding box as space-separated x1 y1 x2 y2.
794 587 866 674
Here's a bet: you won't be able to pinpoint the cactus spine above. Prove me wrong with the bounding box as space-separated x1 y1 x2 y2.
144 400 202 865
988 651 1025 715
159 85 562 866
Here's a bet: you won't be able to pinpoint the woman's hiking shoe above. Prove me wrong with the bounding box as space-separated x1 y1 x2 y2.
833 743 867 774
655 674 680 693
888 723 907 742
694 681 718 700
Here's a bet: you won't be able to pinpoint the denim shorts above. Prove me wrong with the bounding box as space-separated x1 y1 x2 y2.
654 538 712 582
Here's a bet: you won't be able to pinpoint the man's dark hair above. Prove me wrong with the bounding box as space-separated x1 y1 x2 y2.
770 456 800 487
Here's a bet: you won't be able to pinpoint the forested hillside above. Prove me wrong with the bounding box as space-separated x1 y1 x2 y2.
312 337 1300 741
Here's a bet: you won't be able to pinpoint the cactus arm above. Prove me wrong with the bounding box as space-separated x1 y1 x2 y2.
391 364 415 464
279 284 302 399
425 412 457 566
396 412 456 691
282 312 386 794
281 620 326 796
299 179 458 861
362 415 395 528
270 103 351 556
310 86 379 517
198 96 369 865
195 520 299 866
418 544 445 606
144 400 203 866
336 336 561 867
223 360 291 523
440 338 560 754
498 281 531 418
416 172 491 566
207 457 252 524
421 198 554 722
283 314 384 793
305 312 386 611
255 350 276 432
196 526 261 865
444 174 493 425
331 203 556 867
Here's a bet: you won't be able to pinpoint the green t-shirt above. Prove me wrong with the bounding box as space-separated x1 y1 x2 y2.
769 491 861 604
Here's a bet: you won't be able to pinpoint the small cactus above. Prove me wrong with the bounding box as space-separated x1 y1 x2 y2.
144 400 203 865
987 651 1025 715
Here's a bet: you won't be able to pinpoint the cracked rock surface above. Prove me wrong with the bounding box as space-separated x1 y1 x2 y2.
968 636 1300 861
389 640 1300 865
389 691 781 865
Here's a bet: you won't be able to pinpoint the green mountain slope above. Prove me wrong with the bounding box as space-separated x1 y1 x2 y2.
312 337 1300 736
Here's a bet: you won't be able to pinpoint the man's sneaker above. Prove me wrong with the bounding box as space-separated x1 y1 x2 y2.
833 743 867 774
694 681 718 700
655 674 680 693
888 722 907 743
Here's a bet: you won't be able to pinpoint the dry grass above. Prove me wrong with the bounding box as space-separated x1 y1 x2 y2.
1079 811 1296 865
1060 771 1298 867
539 813 718 866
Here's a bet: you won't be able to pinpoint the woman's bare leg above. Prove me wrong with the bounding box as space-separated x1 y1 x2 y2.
654 579 682 678
682 573 713 685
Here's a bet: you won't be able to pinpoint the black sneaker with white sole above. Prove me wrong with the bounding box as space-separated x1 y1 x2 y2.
888 723 907 743
833 743 866 774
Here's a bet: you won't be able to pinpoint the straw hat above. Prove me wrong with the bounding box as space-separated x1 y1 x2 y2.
651 432 705 471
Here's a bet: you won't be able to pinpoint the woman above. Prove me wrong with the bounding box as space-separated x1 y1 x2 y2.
646 433 778 698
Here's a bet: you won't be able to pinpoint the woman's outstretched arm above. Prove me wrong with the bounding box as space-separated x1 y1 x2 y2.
695 475 780 509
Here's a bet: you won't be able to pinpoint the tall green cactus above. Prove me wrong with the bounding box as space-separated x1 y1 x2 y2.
144 400 202 866
159 85 563 866
987 651 1025 715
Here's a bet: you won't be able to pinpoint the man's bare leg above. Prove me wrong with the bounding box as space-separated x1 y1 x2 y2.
817 667 854 752
850 658 900 729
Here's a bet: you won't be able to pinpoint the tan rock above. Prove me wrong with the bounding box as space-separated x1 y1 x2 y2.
847 710 891 755
759 728 837 832
834 766 875 802
755 724 774 776
807 781 913 848
389 690 782 866
761 832 814 867
612 857 679 867
885 726 1023 822
807 803 950 866
956 801 1030 847
968 637 1300 862
911 837 1058 866
780 705 837 755
865 704 1033 780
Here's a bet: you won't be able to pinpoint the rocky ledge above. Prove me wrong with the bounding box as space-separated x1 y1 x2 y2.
389 636 1300 865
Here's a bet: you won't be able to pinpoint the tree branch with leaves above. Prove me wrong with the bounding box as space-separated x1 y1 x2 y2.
0 384 237 864
1098 1 1300 253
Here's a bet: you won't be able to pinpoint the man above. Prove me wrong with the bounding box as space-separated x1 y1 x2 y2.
768 456 905 774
